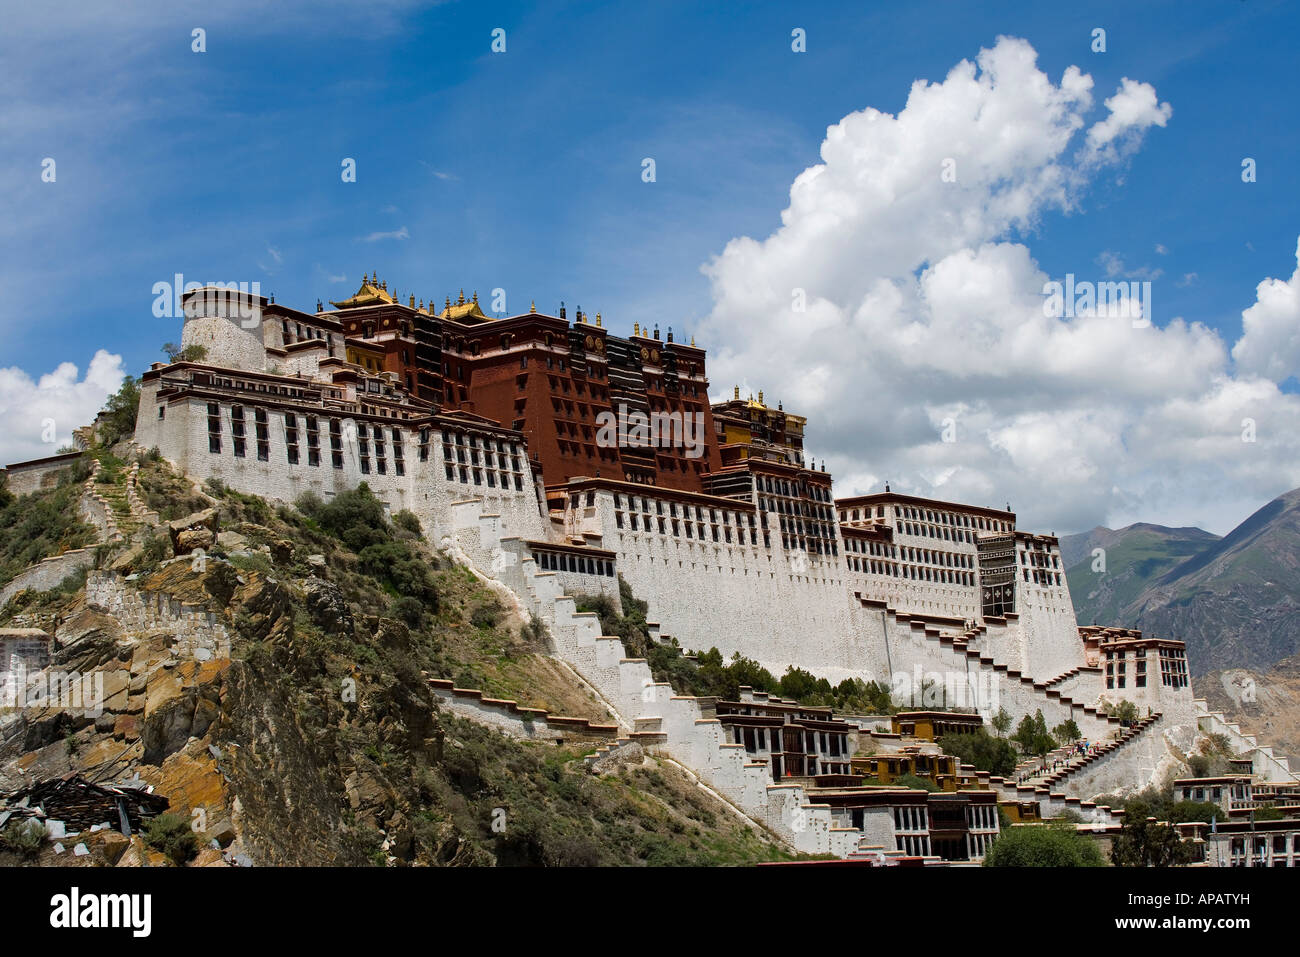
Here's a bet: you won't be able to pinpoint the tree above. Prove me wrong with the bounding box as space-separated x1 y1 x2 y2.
1108 699 1139 724
98 375 140 445
984 823 1105 867
938 729 1019 777
991 706 1013 737
1052 719 1082 748
1110 799 1198 866
162 342 207 363
1013 710 1054 758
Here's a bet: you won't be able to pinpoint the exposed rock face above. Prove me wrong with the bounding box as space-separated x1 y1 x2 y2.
302 577 352 636
168 508 220 555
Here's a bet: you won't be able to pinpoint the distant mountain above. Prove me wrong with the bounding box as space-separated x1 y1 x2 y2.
1062 523 1220 629
1063 489 1300 677
1124 489 1300 676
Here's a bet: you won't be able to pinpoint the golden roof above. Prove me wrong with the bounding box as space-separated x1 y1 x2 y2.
329 271 396 309
441 289 489 323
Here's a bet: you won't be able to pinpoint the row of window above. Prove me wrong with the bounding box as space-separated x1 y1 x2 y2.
534 550 615 577
759 474 831 503
846 556 976 587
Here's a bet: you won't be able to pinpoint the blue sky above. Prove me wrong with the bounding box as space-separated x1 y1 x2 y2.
2 0 1298 534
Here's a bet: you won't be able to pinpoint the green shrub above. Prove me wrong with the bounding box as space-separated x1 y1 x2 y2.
984 823 1105 867
142 813 199 866
0 819 46 859
937 730 1019 777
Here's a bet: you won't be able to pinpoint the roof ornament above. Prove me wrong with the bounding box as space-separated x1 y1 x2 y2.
634 322 640 336
667 326 673 342
529 300 536 313
690 334 695 347
409 294 415 308
595 312 601 327
734 385 739 399
458 289 465 305
472 291 478 304
885 481 891 492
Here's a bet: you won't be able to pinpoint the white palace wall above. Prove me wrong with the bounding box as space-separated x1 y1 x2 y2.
134 383 547 547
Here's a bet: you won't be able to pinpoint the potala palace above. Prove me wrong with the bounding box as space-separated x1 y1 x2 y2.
8 276 1298 865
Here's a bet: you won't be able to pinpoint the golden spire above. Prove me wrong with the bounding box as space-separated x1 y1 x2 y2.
445 296 452 311
690 335 695 347
471 291 478 304
758 390 764 405
734 385 740 400
457 289 465 305
634 322 640 336
595 313 602 328
418 298 425 311
409 294 415 308
529 300 536 313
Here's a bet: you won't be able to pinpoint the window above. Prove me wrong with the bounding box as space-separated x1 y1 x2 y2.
330 418 343 469
357 423 371 474
207 402 222 453
306 416 320 467
230 405 246 458
285 413 300 465
254 408 269 461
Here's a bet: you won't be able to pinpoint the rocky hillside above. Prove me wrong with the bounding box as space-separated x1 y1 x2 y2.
1194 652 1300 767
0 453 795 866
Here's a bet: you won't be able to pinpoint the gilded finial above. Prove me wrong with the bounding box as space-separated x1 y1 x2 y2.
472 291 478 304
409 294 415 308
595 313 601 327
445 296 452 310
634 322 640 336
458 289 465 305
529 300 536 313
734 385 739 400
758 390 764 405
690 335 695 347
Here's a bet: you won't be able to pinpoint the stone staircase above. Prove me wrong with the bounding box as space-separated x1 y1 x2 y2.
1017 714 1162 791
858 596 1123 744
442 504 865 857
1192 698 1297 782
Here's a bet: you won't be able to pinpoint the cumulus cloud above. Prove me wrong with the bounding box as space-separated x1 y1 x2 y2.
700 36 1300 535
1231 238 1300 383
0 350 125 466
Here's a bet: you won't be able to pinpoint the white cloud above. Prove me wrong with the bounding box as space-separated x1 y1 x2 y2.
359 226 410 242
0 350 125 466
1231 238 1300 382
699 36 1300 535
